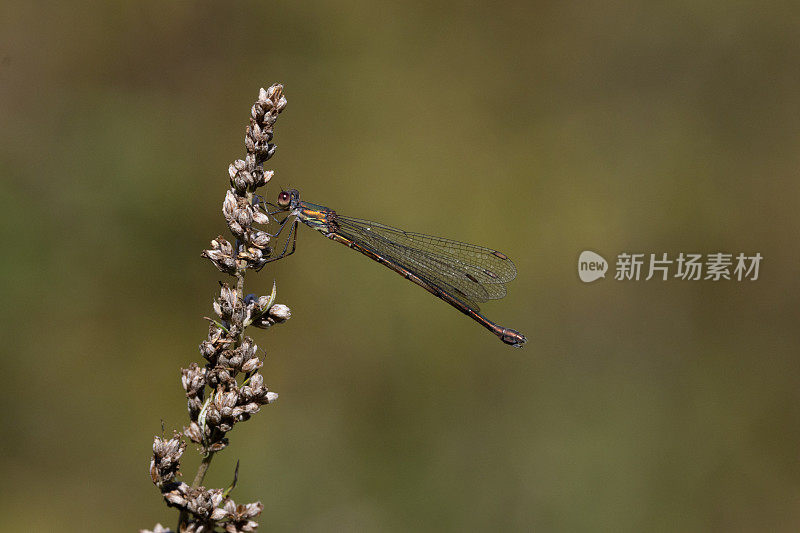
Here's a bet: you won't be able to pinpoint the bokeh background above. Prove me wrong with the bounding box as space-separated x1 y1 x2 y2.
2 1 800 531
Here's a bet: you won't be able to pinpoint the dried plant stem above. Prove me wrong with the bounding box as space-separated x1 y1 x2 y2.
192 452 216 488
176 451 216 531
145 84 289 533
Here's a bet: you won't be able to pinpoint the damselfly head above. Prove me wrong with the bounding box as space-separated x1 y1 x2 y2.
277 189 299 209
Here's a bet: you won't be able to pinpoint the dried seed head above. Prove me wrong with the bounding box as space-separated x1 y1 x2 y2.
236 202 254 227
150 85 289 533
241 356 262 373
181 363 207 397
202 235 237 274
187 396 203 421
227 348 244 370
238 372 279 407
199 340 217 362
184 422 203 444
220 283 235 305
207 367 236 390
268 304 291 321
208 321 226 342
205 404 222 427
250 301 291 329
240 337 257 358
252 207 269 225
219 390 238 410
258 169 274 187
246 84 286 164
257 295 272 310
228 220 244 238
214 283 239 321
150 434 186 486
222 190 237 219
162 482 191 508
223 499 264 532
182 487 225 519
250 230 270 249
247 372 264 390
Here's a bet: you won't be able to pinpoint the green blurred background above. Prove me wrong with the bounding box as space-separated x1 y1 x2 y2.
2 1 799 531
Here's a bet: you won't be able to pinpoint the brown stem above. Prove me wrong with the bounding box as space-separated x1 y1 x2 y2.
177 451 217 530
192 451 216 487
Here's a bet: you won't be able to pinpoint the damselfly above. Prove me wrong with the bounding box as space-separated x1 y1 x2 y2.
260 189 526 347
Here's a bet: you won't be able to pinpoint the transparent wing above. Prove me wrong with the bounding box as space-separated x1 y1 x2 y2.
336 216 518 311
338 217 517 282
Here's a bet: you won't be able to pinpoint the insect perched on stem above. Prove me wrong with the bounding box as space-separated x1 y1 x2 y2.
260 189 526 347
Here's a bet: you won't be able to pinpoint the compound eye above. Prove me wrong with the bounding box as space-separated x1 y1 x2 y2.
277 191 291 208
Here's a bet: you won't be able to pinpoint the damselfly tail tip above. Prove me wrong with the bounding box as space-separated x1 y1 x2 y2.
500 328 526 347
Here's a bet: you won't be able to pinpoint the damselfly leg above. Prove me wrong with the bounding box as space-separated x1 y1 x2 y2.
259 217 298 266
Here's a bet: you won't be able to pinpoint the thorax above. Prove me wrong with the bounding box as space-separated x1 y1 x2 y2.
296 201 338 233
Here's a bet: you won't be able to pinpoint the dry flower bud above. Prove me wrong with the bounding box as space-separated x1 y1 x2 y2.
252 208 269 225
210 506 228 521
241 357 262 373
187 396 203 420
184 422 203 444
219 390 238 410
257 295 272 310
220 284 235 304
207 367 235 389
150 434 186 485
236 204 254 227
223 500 264 532
214 283 238 320
248 372 263 389
229 350 244 370
223 190 237 218
181 363 206 397
163 483 189 508
240 337 257 358
208 321 226 342
183 488 224 519
199 340 217 361
250 231 270 249
228 220 244 238
268 304 291 321
202 247 237 274
206 405 221 427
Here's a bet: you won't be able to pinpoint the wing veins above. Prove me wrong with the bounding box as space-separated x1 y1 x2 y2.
336 220 511 308
339 216 517 283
